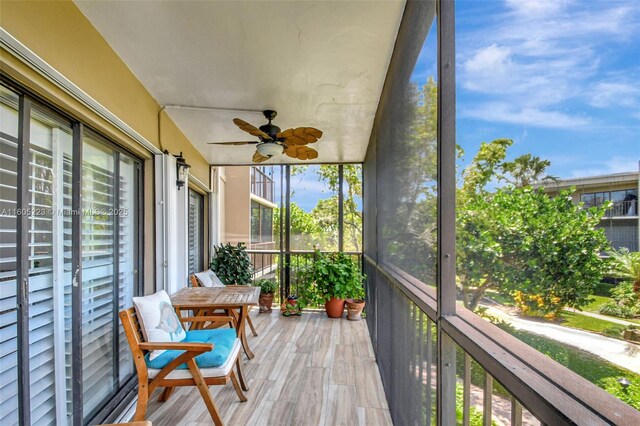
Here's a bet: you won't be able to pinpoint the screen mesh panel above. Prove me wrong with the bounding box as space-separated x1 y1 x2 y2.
363 1 438 424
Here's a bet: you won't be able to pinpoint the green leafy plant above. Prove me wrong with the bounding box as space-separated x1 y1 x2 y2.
608 248 640 293
457 140 610 312
210 242 253 285
310 251 365 301
600 302 639 319
256 279 277 295
455 384 488 426
599 281 640 319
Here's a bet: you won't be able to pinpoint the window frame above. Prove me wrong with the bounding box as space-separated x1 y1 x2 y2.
250 200 274 246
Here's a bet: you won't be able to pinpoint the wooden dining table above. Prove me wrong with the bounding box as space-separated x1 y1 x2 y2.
170 285 260 359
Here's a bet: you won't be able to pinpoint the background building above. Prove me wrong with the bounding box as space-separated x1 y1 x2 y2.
541 171 639 252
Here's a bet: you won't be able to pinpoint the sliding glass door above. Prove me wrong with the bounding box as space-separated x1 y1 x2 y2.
0 82 142 425
81 134 117 419
81 132 140 420
0 84 22 426
28 105 74 424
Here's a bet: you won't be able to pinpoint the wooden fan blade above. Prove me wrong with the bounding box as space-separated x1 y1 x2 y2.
285 145 318 161
233 118 271 140
277 127 323 145
252 150 270 163
207 141 259 145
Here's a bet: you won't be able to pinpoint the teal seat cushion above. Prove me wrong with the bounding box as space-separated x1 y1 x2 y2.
145 328 236 370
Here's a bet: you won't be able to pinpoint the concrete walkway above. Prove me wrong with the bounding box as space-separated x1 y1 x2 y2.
482 305 640 374
564 307 638 327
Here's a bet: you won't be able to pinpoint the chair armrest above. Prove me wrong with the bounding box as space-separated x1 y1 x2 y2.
138 342 213 352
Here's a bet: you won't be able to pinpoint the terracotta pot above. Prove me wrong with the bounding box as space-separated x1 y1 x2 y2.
259 293 274 313
346 299 366 321
325 297 345 318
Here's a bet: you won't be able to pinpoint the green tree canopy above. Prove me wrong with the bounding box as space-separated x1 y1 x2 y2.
274 201 322 248
457 139 610 312
289 165 363 251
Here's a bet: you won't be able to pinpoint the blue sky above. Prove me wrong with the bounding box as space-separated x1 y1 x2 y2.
455 0 639 178
284 0 640 212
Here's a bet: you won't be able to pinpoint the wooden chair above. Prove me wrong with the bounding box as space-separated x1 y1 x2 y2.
119 308 249 425
189 275 259 337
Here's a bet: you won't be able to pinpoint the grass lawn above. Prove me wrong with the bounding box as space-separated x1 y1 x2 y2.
558 311 626 338
582 295 613 313
502 326 640 410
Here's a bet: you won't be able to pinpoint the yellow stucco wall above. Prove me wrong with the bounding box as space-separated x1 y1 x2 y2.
0 0 210 184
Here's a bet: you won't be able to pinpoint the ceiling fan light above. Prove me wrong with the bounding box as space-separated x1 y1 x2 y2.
256 142 283 158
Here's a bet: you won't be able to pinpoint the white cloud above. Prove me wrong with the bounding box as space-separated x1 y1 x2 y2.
461 102 590 128
458 0 640 126
589 81 640 108
505 0 572 18
464 44 511 75
461 44 595 107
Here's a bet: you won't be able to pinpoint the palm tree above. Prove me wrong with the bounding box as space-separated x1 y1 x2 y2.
609 248 640 293
500 154 558 188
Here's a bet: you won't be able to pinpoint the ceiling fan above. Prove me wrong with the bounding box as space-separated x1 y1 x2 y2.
208 110 323 163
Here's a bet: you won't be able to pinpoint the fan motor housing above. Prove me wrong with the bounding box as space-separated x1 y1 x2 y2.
259 123 281 140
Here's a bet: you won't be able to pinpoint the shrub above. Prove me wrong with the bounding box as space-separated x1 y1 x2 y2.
611 282 639 307
256 279 277 295
601 325 625 338
513 290 561 320
210 242 253 285
599 281 640 319
599 303 638 319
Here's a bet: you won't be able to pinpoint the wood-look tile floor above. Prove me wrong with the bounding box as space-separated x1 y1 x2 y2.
145 310 392 426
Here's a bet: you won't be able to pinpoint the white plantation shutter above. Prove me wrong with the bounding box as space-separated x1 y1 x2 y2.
0 87 20 426
81 137 116 418
27 108 74 425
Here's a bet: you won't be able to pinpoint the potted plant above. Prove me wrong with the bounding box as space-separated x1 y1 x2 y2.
257 279 277 313
210 242 253 285
311 251 365 318
346 297 366 321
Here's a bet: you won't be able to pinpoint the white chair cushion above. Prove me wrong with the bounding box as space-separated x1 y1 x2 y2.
132 290 186 360
147 338 241 379
194 270 226 288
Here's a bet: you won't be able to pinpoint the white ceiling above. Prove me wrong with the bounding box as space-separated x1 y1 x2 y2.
74 0 405 165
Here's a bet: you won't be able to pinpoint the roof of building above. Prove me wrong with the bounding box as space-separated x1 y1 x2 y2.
534 171 639 191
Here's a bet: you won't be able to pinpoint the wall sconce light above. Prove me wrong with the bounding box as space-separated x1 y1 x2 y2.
175 151 191 190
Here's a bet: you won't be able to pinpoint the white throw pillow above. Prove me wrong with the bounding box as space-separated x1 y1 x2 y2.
132 290 186 360
195 270 226 288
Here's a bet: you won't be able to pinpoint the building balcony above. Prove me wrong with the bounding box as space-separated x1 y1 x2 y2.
592 200 639 219
250 167 276 203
